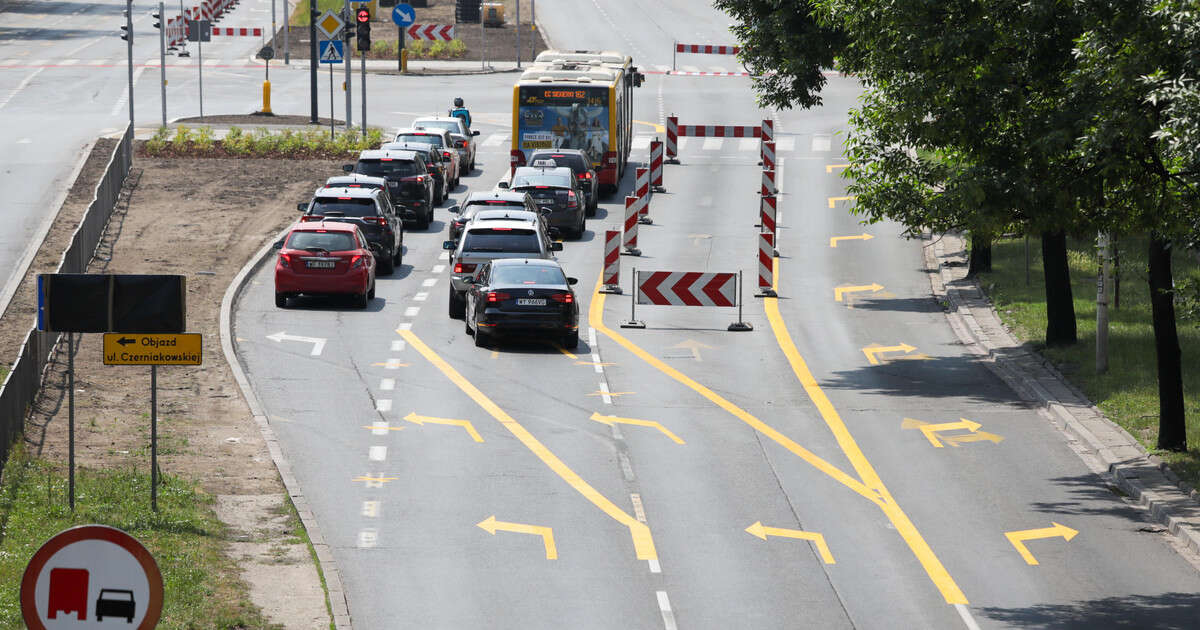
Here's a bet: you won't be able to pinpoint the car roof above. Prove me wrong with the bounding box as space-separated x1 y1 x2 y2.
463 219 538 232
357 149 419 160
473 209 539 221
290 220 358 233
314 186 379 199
464 190 530 203
491 257 561 268
413 116 462 124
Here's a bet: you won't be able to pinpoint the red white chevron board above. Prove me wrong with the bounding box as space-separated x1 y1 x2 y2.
407 24 455 40
675 43 741 55
637 272 737 307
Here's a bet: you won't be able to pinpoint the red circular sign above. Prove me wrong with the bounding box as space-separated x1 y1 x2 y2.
21 525 164 630
356 8 370 22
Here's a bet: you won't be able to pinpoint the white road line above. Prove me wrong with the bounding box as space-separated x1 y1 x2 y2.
368 445 387 461
438 252 449 261
380 378 395 391
591 353 604 373
370 421 390 435
702 137 723 151
657 592 678 630
413 292 428 301
404 306 420 317
64 37 101 58
618 453 635 481
812 134 832 152
385 358 403 369
397 322 413 330
481 133 506 147
655 64 670 72
588 327 597 347
708 65 726 73
376 399 392 412
738 138 758 152
777 136 795 152
110 65 146 116
632 135 651 150
357 529 378 548
391 339 406 352
59 59 79 66
361 500 379 517
204 58 220 66
648 558 661 573
432 264 446 273
682 65 699 72
955 605 982 630
0 67 44 111
598 380 613 405
630 493 646 522
676 137 689 150
421 278 437 287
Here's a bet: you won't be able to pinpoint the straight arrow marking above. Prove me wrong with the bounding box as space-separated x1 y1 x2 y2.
1005 523 1078 565
745 522 834 564
403 412 483 442
861 343 917 365
834 283 883 302
477 516 557 559
671 339 713 361
829 233 874 248
590 412 685 444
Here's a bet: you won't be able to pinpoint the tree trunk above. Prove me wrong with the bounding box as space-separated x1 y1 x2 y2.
1112 237 1120 309
967 232 992 276
1042 231 1077 346
1148 235 1187 451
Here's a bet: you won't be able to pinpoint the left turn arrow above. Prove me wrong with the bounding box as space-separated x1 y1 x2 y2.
745 521 835 564
477 516 557 559
266 331 326 356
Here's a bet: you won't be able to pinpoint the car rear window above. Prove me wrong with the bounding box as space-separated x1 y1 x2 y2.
309 198 379 217
462 228 540 253
287 230 357 251
512 174 571 188
517 187 569 203
530 153 587 173
356 159 421 178
395 133 445 148
493 265 566 285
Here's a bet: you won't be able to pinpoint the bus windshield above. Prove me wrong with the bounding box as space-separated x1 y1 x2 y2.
517 86 610 161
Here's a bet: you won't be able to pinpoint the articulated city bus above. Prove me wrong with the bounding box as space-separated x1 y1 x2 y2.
511 50 643 195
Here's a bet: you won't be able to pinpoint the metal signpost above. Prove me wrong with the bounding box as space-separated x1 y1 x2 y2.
187 19 212 119
317 9 345 134
392 3 414 72
320 39 345 139
342 1 352 129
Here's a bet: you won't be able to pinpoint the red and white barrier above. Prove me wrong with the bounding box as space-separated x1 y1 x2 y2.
211 27 262 36
666 115 678 162
649 139 664 190
677 125 761 138
760 118 773 163
675 43 741 55
761 169 776 197
666 71 751 77
622 195 641 256
757 231 777 297
759 195 777 235
761 141 775 171
602 229 622 293
407 24 455 41
635 167 651 224
637 271 737 307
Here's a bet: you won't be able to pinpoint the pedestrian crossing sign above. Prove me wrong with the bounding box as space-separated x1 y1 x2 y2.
319 40 344 64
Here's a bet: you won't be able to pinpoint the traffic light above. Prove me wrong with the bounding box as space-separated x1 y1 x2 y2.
150 9 161 29
120 10 131 42
356 7 371 52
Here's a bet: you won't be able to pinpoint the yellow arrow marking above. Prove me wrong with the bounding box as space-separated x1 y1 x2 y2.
587 390 634 397
403 412 484 443
361 424 406 431
745 522 835 564
828 195 856 208
477 516 557 559
900 418 983 448
825 163 851 173
861 343 917 365
829 233 875 248
834 283 883 302
575 361 616 367
634 119 666 133
944 431 1005 446
590 412 685 444
352 475 397 485
400 329 656 560
1005 523 1078 565
371 362 410 367
671 339 713 361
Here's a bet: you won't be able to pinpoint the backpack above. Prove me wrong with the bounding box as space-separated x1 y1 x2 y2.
450 107 471 129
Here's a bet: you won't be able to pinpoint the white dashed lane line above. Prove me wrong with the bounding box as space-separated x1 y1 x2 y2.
369 422 390 435
657 592 678 630
376 399 392 412
361 501 379 517
380 378 395 390
414 292 429 301
404 306 420 317
391 339 406 352
368 445 387 461
422 278 438 287
384 358 404 369
358 529 378 548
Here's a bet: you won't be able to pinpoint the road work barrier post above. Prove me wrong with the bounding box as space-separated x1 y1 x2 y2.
621 268 646 328
762 140 775 171
728 271 753 331
760 195 780 256
627 269 741 329
602 229 622 294
757 231 777 298
666 115 679 163
649 139 664 191
635 167 652 224
622 195 641 256
761 169 776 197
760 118 773 165
262 80 271 114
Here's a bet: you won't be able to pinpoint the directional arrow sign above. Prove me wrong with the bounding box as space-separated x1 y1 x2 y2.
406 23 455 41
1005 523 1078 565
266 331 326 355
829 233 874 248
671 339 713 361
861 342 916 365
590 412 684 444
477 516 557 559
902 418 1002 448
745 522 835 564
834 283 883 302
403 412 483 442
391 3 415 27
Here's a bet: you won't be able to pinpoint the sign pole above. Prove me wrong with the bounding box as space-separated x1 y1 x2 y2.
515 0 520 69
361 46 367 132
397 24 402 71
151 364 158 512
67 332 75 511
125 0 134 127
329 59 335 139
197 29 204 120
343 0 351 130
158 1 167 127
309 0 319 123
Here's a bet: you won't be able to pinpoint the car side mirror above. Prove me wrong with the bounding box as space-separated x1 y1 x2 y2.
550 242 564 252
448 205 461 214
442 240 457 250
497 181 509 189
272 240 284 250
472 130 480 136
342 164 353 173
567 277 578 285
297 202 309 212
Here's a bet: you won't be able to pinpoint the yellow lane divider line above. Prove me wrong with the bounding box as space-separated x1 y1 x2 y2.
398 328 657 561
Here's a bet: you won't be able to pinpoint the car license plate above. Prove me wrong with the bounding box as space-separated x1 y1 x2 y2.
517 298 546 306
306 260 335 269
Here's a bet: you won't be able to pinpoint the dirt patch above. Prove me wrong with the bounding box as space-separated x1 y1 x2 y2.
15 150 338 628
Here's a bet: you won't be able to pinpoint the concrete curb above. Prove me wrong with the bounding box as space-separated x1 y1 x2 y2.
923 232 1200 560
255 55 524 76
219 226 354 630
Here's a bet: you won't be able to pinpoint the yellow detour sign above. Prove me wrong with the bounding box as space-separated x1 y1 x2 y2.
103 333 202 365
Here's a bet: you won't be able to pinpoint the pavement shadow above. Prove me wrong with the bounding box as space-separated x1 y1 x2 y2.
820 353 1032 406
849 295 945 314
976 592 1200 628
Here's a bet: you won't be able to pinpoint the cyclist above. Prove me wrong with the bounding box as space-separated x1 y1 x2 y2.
449 97 472 130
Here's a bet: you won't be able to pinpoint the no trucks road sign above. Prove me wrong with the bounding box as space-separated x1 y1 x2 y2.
21 525 164 629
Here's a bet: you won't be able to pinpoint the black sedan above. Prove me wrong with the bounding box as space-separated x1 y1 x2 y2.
464 258 580 349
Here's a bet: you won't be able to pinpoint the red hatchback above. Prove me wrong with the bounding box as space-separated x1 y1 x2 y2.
274 221 376 308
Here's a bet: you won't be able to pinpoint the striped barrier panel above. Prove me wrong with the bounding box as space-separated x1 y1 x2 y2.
666 115 678 162
761 169 776 197
761 119 773 163
637 271 737 307
211 27 263 36
649 139 664 190
757 231 777 297
677 125 761 138
675 44 741 55
622 195 641 256
759 195 776 235
635 167 651 224
602 230 622 293
762 141 776 171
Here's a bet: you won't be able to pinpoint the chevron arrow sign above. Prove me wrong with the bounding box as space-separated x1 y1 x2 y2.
407 23 455 40
636 271 737 307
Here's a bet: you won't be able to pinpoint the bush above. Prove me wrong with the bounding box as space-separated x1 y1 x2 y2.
372 39 397 56
171 125 193 151
193 126 215 151
406 39 426 58
145 126 170 154
447 39 467 58
428 41 447 58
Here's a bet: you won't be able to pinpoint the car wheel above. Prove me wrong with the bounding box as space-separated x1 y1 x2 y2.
379 249 395 275
586 203 596 218
275 292 288 308
563 330 579 349
368 281 376 300
393 244 402 267
419 208 432 230
448 288 466 319
356 291 370 309
470 158 476 171
474 327 489 347
573 217 586 240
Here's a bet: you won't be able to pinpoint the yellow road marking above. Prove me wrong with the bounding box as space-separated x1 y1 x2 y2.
745 521 835 564
828 195 856 208
825 163 851 173
834 283 883 302
575 361 616 367
591 412 685 444
490 350 499 359
403 412 484 443
1005 523 1078 565
829 233 874 248
861 343 917 365
900 418 984 448
399 329 657 560
762 260 968 605
587 390 634 397
477 515 557 559
549 343 578 359
361 424 406 431
634 119 666 133
943 431 1004 446
590 281 879 504
352 475 398 485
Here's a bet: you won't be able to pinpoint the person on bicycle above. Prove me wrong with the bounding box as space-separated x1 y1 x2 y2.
449 97 472 129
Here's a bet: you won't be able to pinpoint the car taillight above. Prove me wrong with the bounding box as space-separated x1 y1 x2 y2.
454 263 477 274
300 216 319 222
366 217 387 225
579 172 592 179
443 151 452 159
456 141 466 148
279 253 291 268
487 292 511 303
550 293 573 304
349 255 364 269
567 191 578 209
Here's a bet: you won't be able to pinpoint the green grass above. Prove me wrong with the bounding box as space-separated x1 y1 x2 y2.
979 234 1200 487
289 0 347 27
0 443 282 629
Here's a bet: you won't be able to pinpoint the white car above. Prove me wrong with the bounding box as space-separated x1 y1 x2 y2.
413 116 479 172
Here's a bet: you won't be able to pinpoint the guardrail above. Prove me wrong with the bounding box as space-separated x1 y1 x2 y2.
0 125 133 471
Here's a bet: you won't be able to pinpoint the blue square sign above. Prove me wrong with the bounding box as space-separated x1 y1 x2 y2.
319 40 344 64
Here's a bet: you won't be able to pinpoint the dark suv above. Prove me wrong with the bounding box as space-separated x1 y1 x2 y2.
381 141 451 206
527 149 599 215
298 186 404 274
346 149 434 229
505 164 587 239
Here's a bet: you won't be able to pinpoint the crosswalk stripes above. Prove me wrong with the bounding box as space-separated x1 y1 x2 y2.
777 136 795 152
481 133 506 147
738 138 758 152
701 137 723 151
632 136 651 150
812 134 832 152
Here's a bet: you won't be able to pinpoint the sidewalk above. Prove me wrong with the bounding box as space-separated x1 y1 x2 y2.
925 232 1200 560
267 56 525 75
